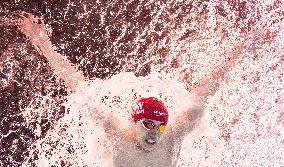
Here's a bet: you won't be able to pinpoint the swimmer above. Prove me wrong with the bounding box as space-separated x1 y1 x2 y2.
3 12 245 166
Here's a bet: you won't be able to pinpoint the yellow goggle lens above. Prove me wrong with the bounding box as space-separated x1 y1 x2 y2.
159 125 166 133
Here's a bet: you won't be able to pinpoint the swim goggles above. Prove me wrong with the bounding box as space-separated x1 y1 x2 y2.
140 119 166 133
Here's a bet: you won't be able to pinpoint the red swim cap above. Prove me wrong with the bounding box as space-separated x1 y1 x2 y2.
131 97 169 124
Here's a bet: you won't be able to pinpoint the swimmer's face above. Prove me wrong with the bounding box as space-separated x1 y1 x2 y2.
134 118 165 151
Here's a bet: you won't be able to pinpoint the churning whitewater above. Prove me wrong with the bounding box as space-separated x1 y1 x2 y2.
27 72 216 166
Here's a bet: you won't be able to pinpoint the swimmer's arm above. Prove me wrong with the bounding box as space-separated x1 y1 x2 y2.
3 13 85 94
170 106 203 139
171 43 245 139
191 43 244 102
104 114 135 141
36 39 85 94
35 38 85 94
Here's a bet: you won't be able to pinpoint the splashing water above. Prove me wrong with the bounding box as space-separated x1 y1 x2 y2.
1 0 284 166
21 72 202 166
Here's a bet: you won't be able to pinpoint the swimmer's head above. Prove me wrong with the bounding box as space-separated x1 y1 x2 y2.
131 97 168 151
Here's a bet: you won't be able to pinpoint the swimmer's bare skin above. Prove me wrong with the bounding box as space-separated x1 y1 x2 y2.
1 13 85 94
3 12 246 166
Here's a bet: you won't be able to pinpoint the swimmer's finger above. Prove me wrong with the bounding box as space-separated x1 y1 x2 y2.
24 13 52 36
10 12 53 42
1 12 48 34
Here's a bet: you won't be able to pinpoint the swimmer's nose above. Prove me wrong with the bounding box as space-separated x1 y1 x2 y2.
145 138 156 145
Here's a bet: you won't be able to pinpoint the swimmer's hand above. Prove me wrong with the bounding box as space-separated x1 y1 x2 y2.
2 12 85 94
1 12 52 45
